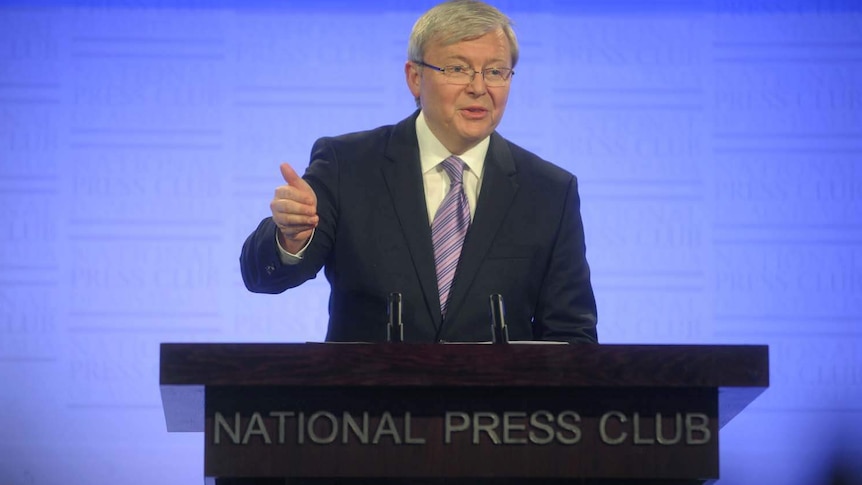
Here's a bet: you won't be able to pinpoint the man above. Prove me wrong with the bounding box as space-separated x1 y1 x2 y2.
240 0 597 343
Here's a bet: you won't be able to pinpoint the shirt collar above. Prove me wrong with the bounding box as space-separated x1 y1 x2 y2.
416 110 489 177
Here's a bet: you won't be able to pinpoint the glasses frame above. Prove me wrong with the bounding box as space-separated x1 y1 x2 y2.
415 61 515 86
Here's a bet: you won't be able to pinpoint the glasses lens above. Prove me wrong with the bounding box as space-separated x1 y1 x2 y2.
440 66 512 86
443 67 471 84
485 74 504 86
487 69 511 85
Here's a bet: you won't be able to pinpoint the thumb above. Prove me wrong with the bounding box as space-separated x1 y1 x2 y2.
280 162 302 184
280 163 312 192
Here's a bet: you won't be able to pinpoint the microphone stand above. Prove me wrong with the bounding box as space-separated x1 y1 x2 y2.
387 292 404 343
489 294 509 344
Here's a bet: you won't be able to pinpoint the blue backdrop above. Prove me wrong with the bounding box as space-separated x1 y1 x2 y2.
1 1 860 484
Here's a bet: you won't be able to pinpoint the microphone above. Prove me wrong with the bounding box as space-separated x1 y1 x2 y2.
387 292 404 342
489 294 509 344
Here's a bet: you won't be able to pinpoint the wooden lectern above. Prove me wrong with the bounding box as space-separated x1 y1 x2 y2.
160 343 768 485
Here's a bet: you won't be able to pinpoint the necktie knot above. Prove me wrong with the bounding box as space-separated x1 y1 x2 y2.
441 156 465 186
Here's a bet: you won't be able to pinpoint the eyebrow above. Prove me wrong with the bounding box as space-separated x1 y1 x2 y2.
443 55 510 67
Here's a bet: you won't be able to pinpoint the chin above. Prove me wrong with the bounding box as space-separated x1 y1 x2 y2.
457 132 488 144
459 122 493 137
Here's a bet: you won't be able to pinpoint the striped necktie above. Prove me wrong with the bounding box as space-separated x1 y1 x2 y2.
432 156 471 318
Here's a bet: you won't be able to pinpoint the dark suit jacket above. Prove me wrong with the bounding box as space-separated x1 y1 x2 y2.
240 111 597 343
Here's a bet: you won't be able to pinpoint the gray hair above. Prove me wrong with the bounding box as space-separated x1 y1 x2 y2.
408 0 519 68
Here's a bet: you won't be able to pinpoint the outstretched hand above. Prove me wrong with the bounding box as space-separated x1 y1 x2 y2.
270 163 318 254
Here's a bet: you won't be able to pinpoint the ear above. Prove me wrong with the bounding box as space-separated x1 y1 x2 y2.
405 61 421 99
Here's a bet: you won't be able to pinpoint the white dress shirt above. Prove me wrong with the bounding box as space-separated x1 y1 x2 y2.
416 111 487 224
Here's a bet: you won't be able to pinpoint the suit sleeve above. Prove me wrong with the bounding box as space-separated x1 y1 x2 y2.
239 138 339 294
533 176 598 343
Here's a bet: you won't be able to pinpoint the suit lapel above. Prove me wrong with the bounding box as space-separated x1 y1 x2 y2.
381 112 443 331
444 133 519 330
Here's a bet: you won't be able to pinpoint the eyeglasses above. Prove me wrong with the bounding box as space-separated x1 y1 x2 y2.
415 61 514 86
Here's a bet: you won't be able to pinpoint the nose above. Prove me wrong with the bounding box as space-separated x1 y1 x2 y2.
466 71 487 96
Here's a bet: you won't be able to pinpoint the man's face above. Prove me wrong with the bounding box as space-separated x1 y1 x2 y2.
406 28 512 155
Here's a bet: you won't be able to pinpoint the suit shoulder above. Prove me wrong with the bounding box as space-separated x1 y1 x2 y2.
309 119 410 170
501 137 577 184
317 122 396 148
